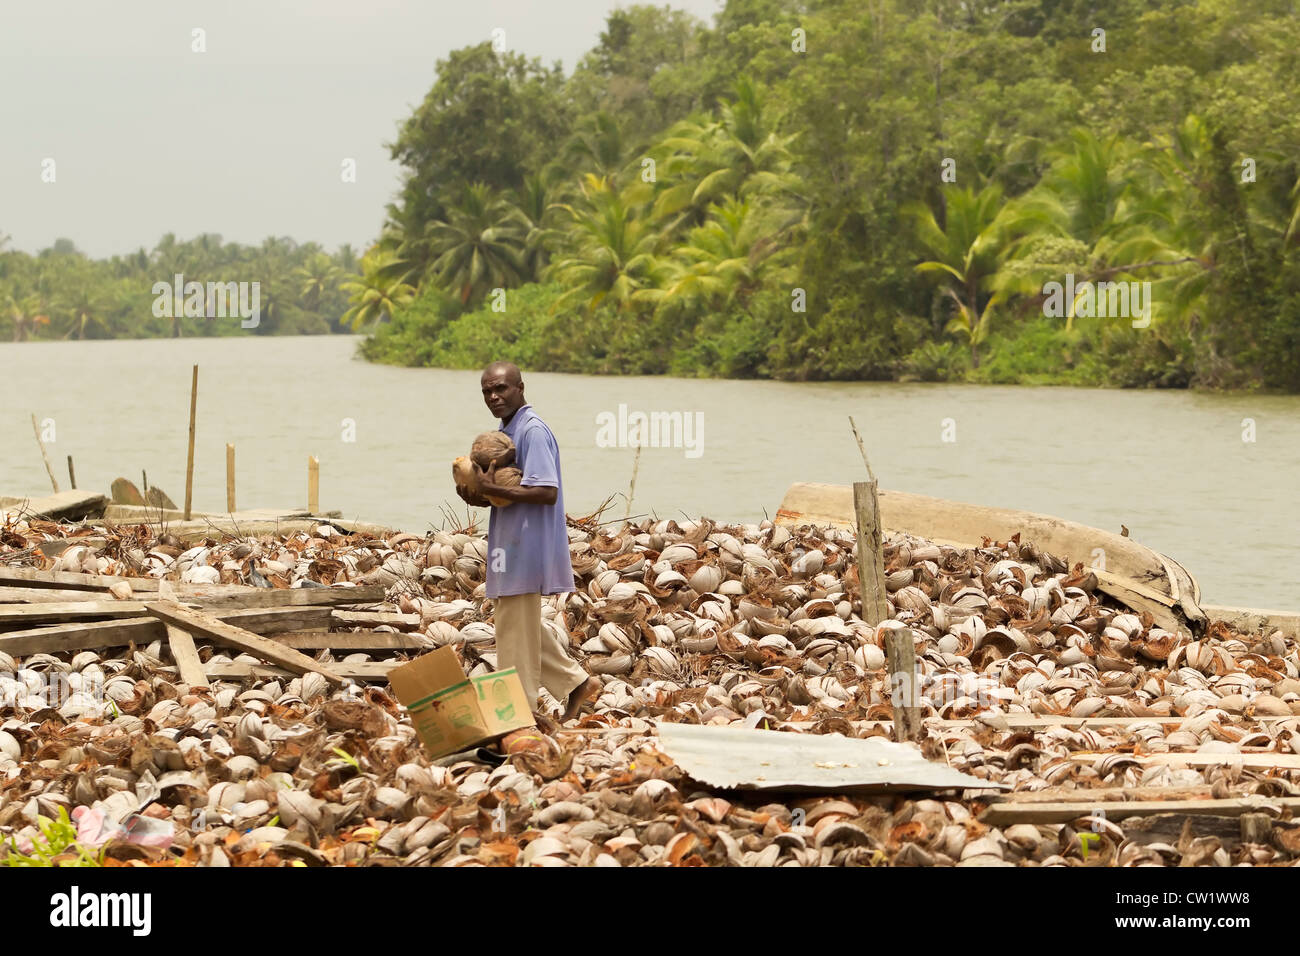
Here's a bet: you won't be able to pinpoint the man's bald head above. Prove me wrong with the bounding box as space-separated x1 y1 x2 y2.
482 361 522 387
481 361 527 421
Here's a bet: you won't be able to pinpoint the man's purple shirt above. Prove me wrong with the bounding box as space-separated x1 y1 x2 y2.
485 404 575 598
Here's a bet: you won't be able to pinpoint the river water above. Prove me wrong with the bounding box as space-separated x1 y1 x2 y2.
1 335 1295 609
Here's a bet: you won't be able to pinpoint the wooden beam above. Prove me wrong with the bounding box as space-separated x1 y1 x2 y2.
165 624 209 690
1068 751 1300 770
0 569 383 606
979 796 1300 826
206 660 396 682
331 609 420 629
0 605 346 655
218 606 334 634
271 630 429 651
852 480 889 625
147 601 345 684
0 601 151 625
0 618 163 655
0 586 125 604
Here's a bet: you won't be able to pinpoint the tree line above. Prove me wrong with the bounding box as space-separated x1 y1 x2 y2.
362 0 1300 389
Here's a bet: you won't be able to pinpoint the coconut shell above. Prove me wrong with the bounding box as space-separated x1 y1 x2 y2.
452 456 480 493
471 432 516 468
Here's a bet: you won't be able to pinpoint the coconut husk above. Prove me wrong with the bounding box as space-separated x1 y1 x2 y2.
471 432 515 469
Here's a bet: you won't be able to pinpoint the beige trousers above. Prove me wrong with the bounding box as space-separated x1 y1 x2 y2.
494 593 588 711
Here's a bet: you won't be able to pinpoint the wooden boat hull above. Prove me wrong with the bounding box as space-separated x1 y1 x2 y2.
776 482 1207 634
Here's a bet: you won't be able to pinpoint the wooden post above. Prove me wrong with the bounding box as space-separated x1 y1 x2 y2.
853 480 889 624
307 456 319 514
885 628 921 742
226 444 236 513
183 365 198 520
1240 813 1272 845
66 455 76 490
30 414 59 492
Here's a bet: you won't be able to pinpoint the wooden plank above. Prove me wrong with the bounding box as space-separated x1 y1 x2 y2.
979 796 1300 826
0 586 126 604
190 585 384 611
0 490 106 521
331 609 420 629
0 567 120 591
206 661 397 682
271 630 429 651
0 618 163 655
985 786 1219 805
1068 751 1300 770
147 601 345 684
218 606 334 634
165 624 209 690
0 601 151 625
0 605 345 656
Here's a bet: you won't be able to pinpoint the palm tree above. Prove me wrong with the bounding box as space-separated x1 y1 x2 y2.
650 78 800 233
908 184 1039 364
341 249 416 331
295 253 343 311
6 292 49 341
639 196 787 318
546 174 664 314
422 184 530 305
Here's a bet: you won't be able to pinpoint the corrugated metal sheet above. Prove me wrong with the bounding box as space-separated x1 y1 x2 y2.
655 722 1006 793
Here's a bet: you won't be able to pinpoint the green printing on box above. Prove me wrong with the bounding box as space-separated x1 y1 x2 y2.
475 668 519 722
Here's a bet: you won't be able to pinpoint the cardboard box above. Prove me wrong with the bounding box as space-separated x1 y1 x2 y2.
388 647 533 757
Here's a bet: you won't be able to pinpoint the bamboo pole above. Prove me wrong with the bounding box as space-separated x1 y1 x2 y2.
226 443 236 513
886 628 921 742
30 414 59 492
66 455 76 490
307 456 319 514
183 365 198 521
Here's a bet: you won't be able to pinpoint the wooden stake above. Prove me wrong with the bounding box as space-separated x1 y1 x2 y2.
853 480 890 624
30 414 59 492
183 365 198 521
308 455 319 514
66 455 76 490
226 443 236 513
885 628 921 742
624 441 642 520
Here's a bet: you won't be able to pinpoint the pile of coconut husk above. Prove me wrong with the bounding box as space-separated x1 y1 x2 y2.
1 511 1298 866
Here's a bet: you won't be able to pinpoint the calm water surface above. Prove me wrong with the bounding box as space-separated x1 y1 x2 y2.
1 336 1296 609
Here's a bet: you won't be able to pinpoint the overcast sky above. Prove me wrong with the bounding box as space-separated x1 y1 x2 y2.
0 0 723 258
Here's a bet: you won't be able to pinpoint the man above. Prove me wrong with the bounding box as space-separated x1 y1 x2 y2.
455 361 600 726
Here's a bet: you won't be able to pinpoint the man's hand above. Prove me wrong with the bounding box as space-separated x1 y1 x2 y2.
474 457 504 495
455 483 490 508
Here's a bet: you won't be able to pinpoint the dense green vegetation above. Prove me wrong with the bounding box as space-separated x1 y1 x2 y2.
5 0 1298 390
0 234 359 339
362 0 1300 389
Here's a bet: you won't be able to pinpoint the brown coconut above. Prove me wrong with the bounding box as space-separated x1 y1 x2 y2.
471 432 516 468
452 457 522 508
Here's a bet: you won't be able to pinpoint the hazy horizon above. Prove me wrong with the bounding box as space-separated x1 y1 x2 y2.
0 0 722 259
